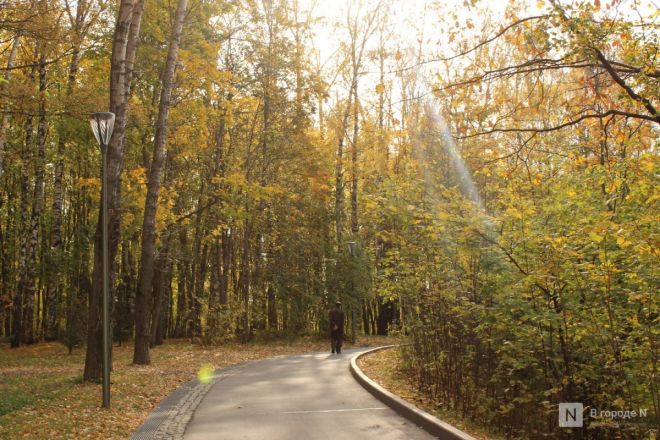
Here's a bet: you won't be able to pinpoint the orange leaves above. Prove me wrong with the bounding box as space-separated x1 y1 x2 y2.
534 173 543 186
126 166 147 186
74 177 101 193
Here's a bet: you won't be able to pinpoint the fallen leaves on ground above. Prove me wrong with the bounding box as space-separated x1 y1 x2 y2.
0 336 396 439
358 347 504 440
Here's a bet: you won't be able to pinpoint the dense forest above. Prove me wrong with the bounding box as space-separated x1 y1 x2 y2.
0 0 657 438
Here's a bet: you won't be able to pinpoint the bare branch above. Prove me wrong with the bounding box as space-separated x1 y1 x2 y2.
0 48 77 72
594 49 660 123
377 14 552 75
456 109 658 139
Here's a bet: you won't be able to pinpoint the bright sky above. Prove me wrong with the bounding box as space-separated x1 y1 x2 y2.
296 0 656 115
298 0 516 116
306 0 512 74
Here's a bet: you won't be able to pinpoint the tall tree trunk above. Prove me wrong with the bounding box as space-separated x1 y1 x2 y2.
84 0 145 381
115 239 135 345
292 0 305 127
220 231 230 305
23 52 48 344
377 33 387 163
208 96 229 335
12 105 34 348
240 224 252 342
362 299 369 335
66 162 89 353
267 285 277 330
175 229 188 338
13 48 46 347
335 93 352 247
46 39 83 341
350 82 359 235
193 244 207 339
0 33 21 178
133 0 188 364
0 210 5 336
0 175 16 338
150 236 171 347
157 256 173 345
208 238 221 335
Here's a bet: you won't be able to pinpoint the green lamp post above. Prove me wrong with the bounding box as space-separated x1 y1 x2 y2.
89 111 115 408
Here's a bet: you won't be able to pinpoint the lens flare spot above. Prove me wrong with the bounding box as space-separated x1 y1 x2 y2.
197 364 214 384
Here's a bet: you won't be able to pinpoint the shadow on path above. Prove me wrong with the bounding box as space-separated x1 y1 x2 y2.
184 348 436 440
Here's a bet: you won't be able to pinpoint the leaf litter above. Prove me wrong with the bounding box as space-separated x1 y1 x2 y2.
0 336 396 439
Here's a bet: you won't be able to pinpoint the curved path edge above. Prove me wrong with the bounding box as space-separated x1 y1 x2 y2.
350 346 477 440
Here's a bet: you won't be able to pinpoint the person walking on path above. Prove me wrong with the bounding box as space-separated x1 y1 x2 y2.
329 301 345 354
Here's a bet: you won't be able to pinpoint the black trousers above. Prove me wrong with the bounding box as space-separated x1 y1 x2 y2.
330 330 343 352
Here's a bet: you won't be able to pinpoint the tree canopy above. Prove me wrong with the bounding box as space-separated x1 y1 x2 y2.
0 0 657 438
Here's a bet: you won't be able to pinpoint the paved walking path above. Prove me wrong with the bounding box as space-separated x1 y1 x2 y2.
134 348 437 439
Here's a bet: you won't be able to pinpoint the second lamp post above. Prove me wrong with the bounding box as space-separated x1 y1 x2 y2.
89 111 115 409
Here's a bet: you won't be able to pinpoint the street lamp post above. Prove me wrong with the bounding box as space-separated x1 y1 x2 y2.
347 241 357 344
89 112 115 409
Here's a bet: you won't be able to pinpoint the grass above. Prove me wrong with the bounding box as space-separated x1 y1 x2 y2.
0 335 396 439
358 346 506 440
0 373 76 416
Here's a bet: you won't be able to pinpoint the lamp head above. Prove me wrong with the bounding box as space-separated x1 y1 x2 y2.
89 112 115 149
347 241 356 257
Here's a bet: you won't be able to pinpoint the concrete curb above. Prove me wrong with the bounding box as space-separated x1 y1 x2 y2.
350 346 477 440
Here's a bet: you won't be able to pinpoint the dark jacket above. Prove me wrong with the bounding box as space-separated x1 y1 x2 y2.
329 307 345 335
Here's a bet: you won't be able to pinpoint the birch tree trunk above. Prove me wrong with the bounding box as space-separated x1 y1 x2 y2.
12 46 46 347
133 0 188 364
12 95 34 348
335 4 379 247
3 35 23 346
23 52 48 344
0 34 21 178
84 0 145 381
334 93 352 247
350 80 359 235
149 235 171 347
46 0 90 340
174 229 189 338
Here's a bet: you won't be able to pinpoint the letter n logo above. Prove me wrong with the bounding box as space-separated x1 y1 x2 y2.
559 402 583 427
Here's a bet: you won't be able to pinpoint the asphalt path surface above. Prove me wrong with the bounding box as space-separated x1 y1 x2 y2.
184 348 437 440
